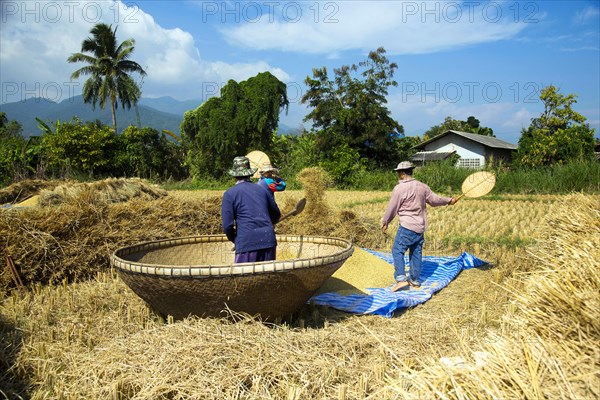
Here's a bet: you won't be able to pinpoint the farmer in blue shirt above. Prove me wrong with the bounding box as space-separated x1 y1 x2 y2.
222 156 281 263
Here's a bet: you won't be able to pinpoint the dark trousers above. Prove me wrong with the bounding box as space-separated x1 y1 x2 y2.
234 247 276 263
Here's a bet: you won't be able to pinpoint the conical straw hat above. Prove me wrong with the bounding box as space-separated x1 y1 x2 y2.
461 171 496 198
245 150 270 179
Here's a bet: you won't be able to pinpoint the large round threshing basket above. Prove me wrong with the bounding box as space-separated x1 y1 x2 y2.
110 235 354 320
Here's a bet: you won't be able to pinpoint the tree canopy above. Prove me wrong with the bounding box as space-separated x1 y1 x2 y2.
0 113 23 140
423 116 494 140
117 126 186 180
67 23 147 133
40 117 118 177
0 113 26 185
301 47 404 168
181 72 288 179
516 85 596 167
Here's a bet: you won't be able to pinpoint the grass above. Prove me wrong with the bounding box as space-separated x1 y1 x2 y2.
494 160 600 194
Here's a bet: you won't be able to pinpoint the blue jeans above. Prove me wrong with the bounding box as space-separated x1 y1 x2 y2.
392 226 425 285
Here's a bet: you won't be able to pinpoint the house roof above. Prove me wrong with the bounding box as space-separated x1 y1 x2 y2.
413 130 517 150
411 151 456 162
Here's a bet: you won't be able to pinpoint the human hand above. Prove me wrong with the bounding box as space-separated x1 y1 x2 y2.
449 197 458 205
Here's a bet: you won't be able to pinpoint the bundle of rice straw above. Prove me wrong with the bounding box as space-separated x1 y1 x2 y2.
0 195 223 292
0 179 71 205
38 178 167 206
280 167 387 248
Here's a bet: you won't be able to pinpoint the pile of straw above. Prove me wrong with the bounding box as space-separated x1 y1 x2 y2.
1 266 483 399
385 193 599 399
0 179 71 205
0 246 532 399
0 195 222 293
0 171 388 294
37 177 167 206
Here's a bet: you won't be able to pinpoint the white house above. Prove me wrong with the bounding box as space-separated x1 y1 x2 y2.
411 130 518 168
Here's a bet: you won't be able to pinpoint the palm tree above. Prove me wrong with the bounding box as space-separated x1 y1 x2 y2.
67 23 147 133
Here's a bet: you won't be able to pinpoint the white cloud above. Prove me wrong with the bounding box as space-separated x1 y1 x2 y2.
0 0 290 103
573 6 600 25
559 45 600 52
221 1 529 55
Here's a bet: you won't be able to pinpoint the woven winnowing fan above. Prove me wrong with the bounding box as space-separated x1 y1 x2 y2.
457 171 496 200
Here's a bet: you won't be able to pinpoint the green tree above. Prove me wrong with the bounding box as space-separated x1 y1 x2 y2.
181 72 288 179
67 23 147 133
301 47 404 169
117 126 186 180
0 112 23 139
423 116 495 140
516 85 596 167
279 131 321 176
269 130 297 176
40 117 118 178
319 139 365 186
396 135 422 160
0 112 26 185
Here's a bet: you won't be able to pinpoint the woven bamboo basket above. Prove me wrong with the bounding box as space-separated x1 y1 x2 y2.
110 235 354 320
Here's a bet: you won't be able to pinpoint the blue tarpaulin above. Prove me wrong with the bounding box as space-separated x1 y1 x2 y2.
309 250 488 318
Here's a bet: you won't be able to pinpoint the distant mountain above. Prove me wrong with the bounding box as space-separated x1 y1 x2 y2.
0 95 185 137
139 96 202 116
277 123 303 136
0 95 301 138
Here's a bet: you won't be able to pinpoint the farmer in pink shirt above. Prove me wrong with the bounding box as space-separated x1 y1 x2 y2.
381 161 457 291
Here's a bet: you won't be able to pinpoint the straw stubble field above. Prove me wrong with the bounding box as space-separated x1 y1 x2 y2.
0 179 598 399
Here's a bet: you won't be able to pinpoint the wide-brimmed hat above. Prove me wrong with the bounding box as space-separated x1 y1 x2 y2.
259 162 278 174
393 161 415 171
228 156 257 178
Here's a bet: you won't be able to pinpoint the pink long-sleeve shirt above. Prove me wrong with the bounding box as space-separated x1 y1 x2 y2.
381 178 452 234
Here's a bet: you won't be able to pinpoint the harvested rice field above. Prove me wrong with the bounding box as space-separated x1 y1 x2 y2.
1 177 598 399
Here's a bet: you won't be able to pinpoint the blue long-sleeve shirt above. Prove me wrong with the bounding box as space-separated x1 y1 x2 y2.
221 180 281 253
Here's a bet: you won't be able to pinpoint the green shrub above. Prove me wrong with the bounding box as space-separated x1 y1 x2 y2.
497 160 600 194
40 118 117 178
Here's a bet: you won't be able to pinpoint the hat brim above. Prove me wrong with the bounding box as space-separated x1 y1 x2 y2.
228 168 257 178
260 168 277 173
393 166 415 171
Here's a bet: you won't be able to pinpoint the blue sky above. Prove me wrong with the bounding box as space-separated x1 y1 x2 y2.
1 0 599 144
